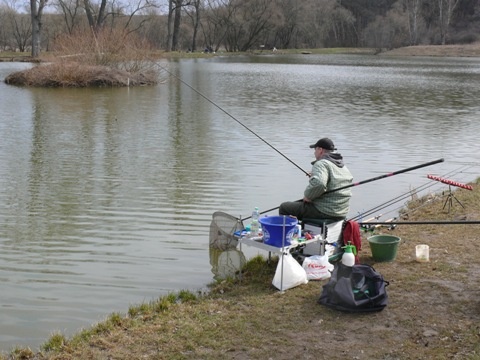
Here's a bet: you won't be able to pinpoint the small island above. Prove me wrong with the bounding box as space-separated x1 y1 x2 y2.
3 30 160 88
4 62 158 87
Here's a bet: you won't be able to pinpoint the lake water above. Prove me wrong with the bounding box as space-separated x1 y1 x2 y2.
0 54 479 351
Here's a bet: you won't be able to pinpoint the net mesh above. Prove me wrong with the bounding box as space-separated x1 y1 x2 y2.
209 211 244 250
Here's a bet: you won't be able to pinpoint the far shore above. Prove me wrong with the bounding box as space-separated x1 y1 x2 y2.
2 43 480 64
379 43 480 57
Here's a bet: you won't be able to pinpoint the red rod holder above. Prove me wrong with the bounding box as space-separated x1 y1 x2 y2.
427 174 473 190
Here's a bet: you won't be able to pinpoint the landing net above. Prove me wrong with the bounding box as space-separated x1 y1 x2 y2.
209 211 244 250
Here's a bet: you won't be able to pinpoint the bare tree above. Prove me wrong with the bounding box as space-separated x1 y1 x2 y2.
30 0 47 57
201 0 230 52
9 12 32 51
114 0 158 34
0 3 31 51
83 0 108 32
222 0 276 51
167 0 190 51
271 0 300 49
140 7 168 49
299 0 356 48
166 0 173 49
41 12 71 51
326 5 356 47
81 0 157 35
403 0 422 45
171 0 182 50
364 3 409 49
14 0 480 58
55 0 83 34
184 0 200 51
0 6 7 50
438 0 460 44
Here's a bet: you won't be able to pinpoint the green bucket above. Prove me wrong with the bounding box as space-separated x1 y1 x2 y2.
367 235 401 262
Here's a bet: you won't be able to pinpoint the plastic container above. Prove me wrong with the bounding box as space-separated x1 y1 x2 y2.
341 242 356 266
367 235 401 262
416 244 429 262
250 207 260 235
259 216 298 247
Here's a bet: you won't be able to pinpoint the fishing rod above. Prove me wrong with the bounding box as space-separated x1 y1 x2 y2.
360 219 480 232
156 62 309 176
364 196 438 226
360 220 480 226
350 165 468 221
351 165 473 222
350 183 432 222
252 158 445 220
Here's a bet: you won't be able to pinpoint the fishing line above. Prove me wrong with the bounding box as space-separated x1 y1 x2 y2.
359 220 480 225
155 62 309 176
370 194 440 223
352 165 473 221
383 174 474 219
387 166 475 217
352 166 468 221
351 179 442 221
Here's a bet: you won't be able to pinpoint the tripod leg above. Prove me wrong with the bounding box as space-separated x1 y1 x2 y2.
442 194 451 211
452 194 466 209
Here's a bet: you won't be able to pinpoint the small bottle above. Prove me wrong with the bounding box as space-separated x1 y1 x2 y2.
250 207 260 235
341 242 356 267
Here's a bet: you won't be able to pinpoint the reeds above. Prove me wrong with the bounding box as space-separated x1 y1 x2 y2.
5 28 160 87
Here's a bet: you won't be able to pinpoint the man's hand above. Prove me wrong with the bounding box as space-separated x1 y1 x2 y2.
303 196 311 203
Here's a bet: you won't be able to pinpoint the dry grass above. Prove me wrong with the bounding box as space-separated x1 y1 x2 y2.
4 62 157 87
52 28 158 73
4 29 160 87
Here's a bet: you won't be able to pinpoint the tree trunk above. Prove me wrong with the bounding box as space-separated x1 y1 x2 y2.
172 0 183 51
83 0 96 30
405 0 420 46
83 0 108 33
30 0 47 58
166 0 173 51
438 0 459 45
191 0 200 51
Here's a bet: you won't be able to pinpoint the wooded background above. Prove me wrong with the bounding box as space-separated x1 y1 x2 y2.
1 0 479 57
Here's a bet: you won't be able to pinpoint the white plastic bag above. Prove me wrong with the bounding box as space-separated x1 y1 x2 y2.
302 254 334 280
272 253 308 291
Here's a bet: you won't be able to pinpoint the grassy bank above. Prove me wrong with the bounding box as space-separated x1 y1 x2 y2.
2 177 480 360
4 43 480 64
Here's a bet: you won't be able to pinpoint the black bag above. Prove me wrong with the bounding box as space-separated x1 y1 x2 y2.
318 263 389 312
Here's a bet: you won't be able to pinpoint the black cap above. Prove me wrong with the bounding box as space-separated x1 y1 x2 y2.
309 137 336 150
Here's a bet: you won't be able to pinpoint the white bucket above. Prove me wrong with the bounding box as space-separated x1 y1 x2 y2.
416 244 429 262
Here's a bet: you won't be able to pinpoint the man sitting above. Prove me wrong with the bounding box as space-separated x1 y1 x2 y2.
279 137 353 221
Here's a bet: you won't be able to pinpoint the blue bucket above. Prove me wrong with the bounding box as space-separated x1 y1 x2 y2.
259 216 298 247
